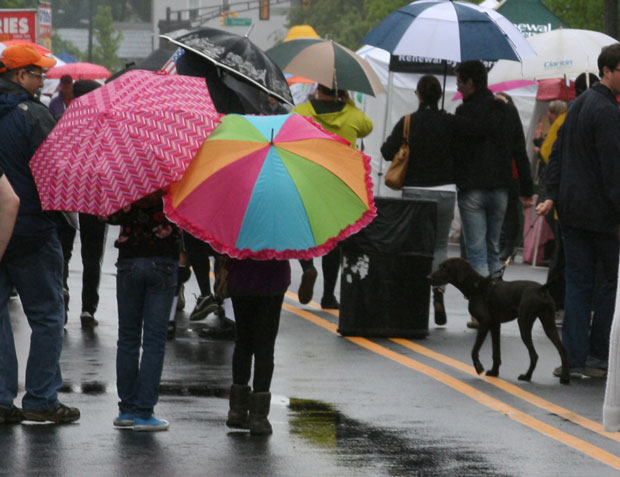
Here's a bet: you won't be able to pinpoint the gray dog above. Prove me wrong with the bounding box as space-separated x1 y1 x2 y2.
428 258 569 384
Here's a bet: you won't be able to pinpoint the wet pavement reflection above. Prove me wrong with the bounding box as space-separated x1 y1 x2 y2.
288 398 506 476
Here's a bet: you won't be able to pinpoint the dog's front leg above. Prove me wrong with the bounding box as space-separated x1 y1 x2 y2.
486 323 501 377
471 325 489 375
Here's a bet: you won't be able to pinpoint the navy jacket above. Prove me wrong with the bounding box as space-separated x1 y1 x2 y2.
0 78 58 260
544 82 620 235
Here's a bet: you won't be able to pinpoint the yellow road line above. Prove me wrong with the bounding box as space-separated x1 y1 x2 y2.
282 302 620 470
392 338 620 445
285 290 620 443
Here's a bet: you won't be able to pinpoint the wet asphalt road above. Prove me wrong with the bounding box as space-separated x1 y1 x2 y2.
1 229 619 476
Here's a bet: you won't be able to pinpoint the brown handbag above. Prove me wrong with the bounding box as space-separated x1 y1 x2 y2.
384 114 411 190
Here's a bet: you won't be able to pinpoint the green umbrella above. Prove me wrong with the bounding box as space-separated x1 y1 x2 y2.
266 38 385 97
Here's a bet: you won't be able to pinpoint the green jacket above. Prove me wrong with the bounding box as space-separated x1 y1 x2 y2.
293 99 373 149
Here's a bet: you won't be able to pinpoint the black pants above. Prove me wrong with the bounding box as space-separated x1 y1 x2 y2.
183 231 218 297
299 246 341 297
499 180 520 258
59 214 107 314
231 294 284 392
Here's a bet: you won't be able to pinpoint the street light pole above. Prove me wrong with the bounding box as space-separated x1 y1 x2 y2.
87 0 94 61
605 0 619 40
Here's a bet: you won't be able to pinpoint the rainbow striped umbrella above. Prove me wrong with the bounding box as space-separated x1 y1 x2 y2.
164 113 376 260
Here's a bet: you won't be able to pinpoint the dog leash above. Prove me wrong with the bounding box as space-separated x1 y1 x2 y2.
496 214 542 279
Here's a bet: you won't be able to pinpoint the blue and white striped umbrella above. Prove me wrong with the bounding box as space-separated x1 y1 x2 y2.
361 0 534 63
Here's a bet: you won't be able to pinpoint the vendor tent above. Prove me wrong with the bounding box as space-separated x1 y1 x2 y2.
481 0 568 37
355 45 538 197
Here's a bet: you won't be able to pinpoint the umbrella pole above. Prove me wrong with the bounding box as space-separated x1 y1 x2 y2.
442 60 447 110
378 70 395 196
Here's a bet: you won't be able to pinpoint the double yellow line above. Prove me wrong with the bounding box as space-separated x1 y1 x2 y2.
282 294 620 470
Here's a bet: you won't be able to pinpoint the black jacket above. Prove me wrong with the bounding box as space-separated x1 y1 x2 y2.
453 88 533 197
544 82 620 235
381 102 455 187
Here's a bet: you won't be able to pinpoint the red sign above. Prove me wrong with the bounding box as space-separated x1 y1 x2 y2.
0 10 36 42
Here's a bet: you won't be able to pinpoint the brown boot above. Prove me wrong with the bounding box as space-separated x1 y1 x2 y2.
226 384 250 429
249 391 272 436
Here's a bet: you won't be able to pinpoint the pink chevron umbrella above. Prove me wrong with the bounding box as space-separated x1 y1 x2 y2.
30 69 221 216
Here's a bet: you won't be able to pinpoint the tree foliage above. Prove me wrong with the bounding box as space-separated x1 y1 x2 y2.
90 5 123 72
0 0 38 7
288 0 411 49
51 32 84 61
51 0 151 27
543 0 606 32
287 0 618 50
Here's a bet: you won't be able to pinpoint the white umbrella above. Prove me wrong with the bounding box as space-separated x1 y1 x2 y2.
361 0 534 63
489 29 619 85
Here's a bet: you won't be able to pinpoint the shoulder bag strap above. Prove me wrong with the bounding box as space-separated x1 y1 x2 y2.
403 114 411 144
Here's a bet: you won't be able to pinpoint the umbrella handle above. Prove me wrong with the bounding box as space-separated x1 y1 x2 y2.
442 61 447 110
245 24 255 38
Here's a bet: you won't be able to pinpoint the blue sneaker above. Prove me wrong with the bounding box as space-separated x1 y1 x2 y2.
133 415 169 432
113 413 135 429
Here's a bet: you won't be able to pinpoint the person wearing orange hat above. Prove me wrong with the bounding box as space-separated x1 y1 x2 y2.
0 44 81 424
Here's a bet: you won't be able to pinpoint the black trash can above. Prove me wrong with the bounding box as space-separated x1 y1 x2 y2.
338 197 436 338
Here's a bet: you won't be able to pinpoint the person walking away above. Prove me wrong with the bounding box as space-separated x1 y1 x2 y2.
225 257 290 435
537 45 620 379
105 191 180 431
293 84 373 308
0 44 80 424
174 50 244 330
453 61 535 328
380 75 456 326
57 79 107 328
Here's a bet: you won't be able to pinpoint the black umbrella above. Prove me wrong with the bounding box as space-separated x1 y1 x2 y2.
160 27 293 106
106 47 177 83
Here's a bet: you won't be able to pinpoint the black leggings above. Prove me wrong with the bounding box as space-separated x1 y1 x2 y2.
231 294 284 392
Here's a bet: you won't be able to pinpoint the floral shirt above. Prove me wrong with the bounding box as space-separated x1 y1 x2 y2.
105 192 180 260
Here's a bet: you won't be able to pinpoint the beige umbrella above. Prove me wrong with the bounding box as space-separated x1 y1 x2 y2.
266 38 385 96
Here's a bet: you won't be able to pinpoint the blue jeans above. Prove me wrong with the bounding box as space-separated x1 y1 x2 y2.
0 233 65 411
458 188 508 276
561 226 619 368
116 257 177 419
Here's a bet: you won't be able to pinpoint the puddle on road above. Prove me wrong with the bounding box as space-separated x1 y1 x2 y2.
288 398 508 476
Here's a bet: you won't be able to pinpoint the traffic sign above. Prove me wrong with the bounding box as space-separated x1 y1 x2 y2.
225 17 252 26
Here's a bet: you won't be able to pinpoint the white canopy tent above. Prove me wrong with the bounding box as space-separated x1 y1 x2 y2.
354 45 539 197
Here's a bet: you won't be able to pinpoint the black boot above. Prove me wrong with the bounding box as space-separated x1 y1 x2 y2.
226 384 250 429
433 287 447 326
249 391 272 435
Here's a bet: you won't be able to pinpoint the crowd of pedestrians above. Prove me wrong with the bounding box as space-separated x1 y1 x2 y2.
1 38 620 436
